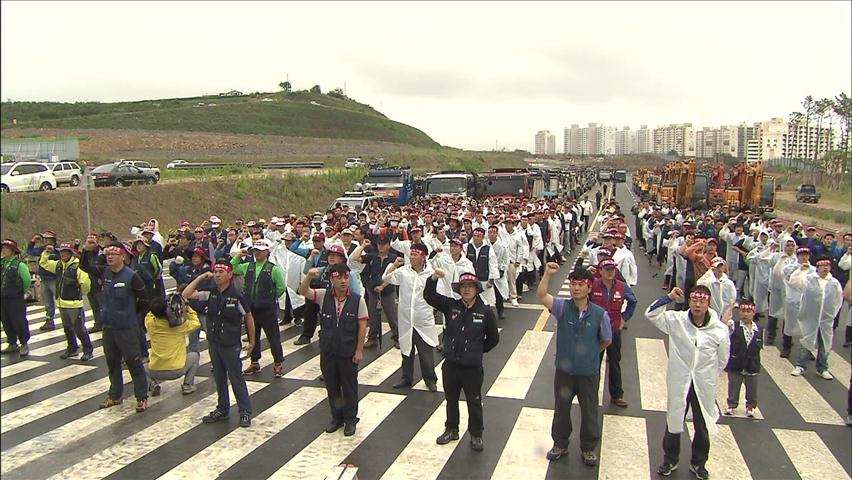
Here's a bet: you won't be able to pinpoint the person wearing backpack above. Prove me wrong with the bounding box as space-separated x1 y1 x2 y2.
144 294 201 396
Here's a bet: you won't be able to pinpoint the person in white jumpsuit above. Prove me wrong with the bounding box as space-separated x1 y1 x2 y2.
645 285 730 480
780 247 815 357
762 237 798 346
382 243 439 390
745 231 772 320
487 226 510 319
790 255 844 379
696 257 737 324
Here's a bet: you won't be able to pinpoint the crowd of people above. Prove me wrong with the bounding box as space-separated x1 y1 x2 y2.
1 173 850 479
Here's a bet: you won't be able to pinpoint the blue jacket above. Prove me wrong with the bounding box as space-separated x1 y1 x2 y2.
27 242 59 280
552 298 612 376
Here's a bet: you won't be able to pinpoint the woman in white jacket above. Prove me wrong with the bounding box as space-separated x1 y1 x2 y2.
645 285 730 479
696 257 737 325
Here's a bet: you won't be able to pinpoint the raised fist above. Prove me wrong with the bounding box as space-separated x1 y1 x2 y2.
545 262 559 274
668 287 685 302
432 268 446 280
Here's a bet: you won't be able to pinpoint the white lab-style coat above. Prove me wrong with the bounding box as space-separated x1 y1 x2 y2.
792 271 843 352
696 269 737 323
430 252 474 300
613 246 638 287
746 241 772 314
383 263 439 355
524 223 544 271
782 262 814 336
489 236 510 300
766 250 797 318
645 301 730 435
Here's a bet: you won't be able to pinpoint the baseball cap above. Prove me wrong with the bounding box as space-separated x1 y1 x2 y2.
252 239 271 251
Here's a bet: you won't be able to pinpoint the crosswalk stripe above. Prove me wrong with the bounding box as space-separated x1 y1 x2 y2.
715 372 763 419
828 350 851 387
1 364 96 402
380 400 468 480
268 391 405 479
685 422 751 479
598 415 649 480
0 360 48 379
45 382 269 480
284 323 389 381
1 376 113 434
772 428 851 480
491 407 552 480
28 330 104 357
504 303 545 311
761 350 845 425
558 290 571 296
413 328 503 393
2 309 94 344
1 378 206 475
635 337 667 412
26 304 45 313
487 330 553 399
158 386 327 479
359 347 403 386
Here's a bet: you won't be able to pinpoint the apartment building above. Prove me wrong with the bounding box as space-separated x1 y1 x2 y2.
695 125 738 158
653 123 696 157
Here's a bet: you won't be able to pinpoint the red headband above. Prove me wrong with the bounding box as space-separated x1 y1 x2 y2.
330 270 349 278
690 291 711 301
213 262 233 273
739 303 755 311
104 246 124 256
815 259 832 267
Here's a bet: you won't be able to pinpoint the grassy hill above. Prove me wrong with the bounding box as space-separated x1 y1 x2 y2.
1 91 438 148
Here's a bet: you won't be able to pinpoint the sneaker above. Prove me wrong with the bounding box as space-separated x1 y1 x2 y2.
779 349 791 358
294 318 303 327
274 363 284 378
425 381 438 392
99 397 123 409
325 419 344 433
293 336 310 346
818 370 834 380
181 383 197 395
202 409 229 423
88 325 103 334
746 406 755 417
135 399 148 412
846 414 852 426
149 383 161 397
343 421 356 437
791 366 805 376
242 363 261 376
39 321 55 331
436 429 459 445
80 352 94 361
724 406 734 415
612 397 628 407
239 413 251 427
19 344 28 356
689 464 709 480
657 463 678 476
510 299 520 307
470 436 484 451
0 344 20 354
60 349 80 359
581 451 598 466
546 445 569 461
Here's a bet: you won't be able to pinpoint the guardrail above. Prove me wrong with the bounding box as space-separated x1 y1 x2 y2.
171 161 324 170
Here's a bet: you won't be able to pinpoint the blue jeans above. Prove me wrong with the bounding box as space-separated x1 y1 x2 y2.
187 314 207 353
796 330 829 373
209 341 251 415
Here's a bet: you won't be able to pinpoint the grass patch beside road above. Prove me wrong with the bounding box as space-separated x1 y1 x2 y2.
776 199 852 226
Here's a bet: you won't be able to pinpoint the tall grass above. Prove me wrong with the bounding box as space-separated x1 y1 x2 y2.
2 197 22 223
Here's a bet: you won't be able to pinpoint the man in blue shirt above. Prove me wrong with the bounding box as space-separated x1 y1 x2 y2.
537 263 612 467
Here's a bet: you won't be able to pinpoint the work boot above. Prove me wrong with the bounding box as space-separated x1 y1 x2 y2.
88 325 103 334
546 445 569 461
40 321 55 331
293 336 310 346
436 429 459 445
470 436 484 451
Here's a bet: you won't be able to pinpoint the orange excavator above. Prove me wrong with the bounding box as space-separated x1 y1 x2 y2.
724 161 774 210
657 160 696 208
708 164 725 205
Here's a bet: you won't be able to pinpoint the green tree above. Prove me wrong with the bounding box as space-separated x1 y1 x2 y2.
834 92 851 160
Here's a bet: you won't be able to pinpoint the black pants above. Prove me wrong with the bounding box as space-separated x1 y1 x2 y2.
367 291 399 342
250 307 284 364
320 352 359 423
663 383 709 467
0 294 29 346
301 301 320 339
766 315 778 342
495 287 505 317
516 269 537 297
210 341 252 414
551 369 600 451
443 360 484 436
401 330 438 384
103 325 147 401
599 329 623 399
88 290 102 329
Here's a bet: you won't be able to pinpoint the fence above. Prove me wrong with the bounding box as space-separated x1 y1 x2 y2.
1 137 79 161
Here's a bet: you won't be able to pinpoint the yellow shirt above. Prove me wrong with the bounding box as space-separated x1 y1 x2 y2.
38 253 91 309
145 308 201 372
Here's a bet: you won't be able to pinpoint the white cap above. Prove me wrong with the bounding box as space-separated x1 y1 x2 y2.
253 239 271 251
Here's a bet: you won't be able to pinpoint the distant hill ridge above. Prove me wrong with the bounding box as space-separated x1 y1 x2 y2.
0 90 439 148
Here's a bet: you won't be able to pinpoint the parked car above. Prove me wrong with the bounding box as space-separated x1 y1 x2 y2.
166 159 189 169
795 184 821 203
50 161 83 187
344 157 364 169
367 157 387 168
1 162 57 193
92 163 158 187
118 160 161 181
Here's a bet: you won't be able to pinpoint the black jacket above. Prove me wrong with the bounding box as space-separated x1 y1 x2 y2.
724 321 762 374
424 277 499 367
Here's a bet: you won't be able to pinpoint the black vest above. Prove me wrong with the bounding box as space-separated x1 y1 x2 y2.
55 261 83 302
1 258 24 298
309 250 330 289
466 243 490 281
206 286 244 346
443 299 489 367
134 251 157 286
244 261 276 310
319 289 361 357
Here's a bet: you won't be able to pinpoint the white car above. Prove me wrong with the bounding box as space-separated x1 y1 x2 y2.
344 157 364 169
166 159 189 169
1 162 58 193
50 161 83 186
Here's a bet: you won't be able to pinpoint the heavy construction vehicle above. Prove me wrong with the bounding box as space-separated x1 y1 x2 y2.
656 160 709 208
725 161 775 211
361 166 414 205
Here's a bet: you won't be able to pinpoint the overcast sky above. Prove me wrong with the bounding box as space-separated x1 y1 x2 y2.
2 1 850 151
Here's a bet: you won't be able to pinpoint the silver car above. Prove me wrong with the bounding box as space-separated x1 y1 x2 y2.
50 161 83 187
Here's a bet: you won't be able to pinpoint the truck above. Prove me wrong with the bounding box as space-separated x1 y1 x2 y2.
598 169 612 182
795 184 821 203
360 166 414 205
423 171 479 198
613 170 627 182
480 169 531 199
